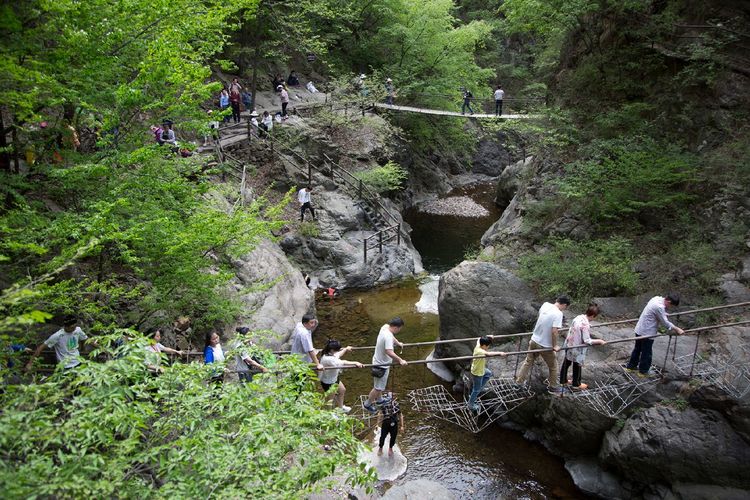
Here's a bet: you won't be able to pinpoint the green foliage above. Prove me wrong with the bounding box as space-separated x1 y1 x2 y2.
557 137 698 224
661 397 689 411
298 221 321 238
0 336 373 497
354 161 408 193
519 237 639 301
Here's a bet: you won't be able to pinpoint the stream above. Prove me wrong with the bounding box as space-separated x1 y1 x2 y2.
314 182 582 498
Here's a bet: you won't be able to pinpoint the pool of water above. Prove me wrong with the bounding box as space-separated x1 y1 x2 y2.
314 280 581 499
403 182 504 274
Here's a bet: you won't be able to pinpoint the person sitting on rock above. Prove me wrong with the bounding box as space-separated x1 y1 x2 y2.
287 70 300 86
560 304 606 391
468 336 507 411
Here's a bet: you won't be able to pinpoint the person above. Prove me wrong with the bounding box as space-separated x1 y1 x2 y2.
515 296 571 394
25 315 89 371
290 314 323 370
468 336 507 411
364 318 408 413
306 81 319 93
560 304 606 390
272 73 284 91
219 89 230 123
384 78 395 105
145 328 184 373
249 110 259 136
259 111 273 138
494 85 504 116
376 392 404 458
278 85 290 117
319 339 363 412
232 326 269 383
204 110 220 145
241 90 252 111
229 87 242 124
150 124 163 144
203 331 225 382
298 185 316 222
287 70 300 86
461 88 474 115
160 120 178 148
626 294 684 377
229 77 243 95
320 287 339 299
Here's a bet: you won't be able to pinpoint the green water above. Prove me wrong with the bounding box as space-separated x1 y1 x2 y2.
314 279 581 499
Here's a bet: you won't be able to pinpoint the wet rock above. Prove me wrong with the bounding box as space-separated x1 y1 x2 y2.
670 483 750 500
230 239 315 348
381 480 454 500
419 196 489 217
436 261 537 363
600 406 750 489
565 458 626 499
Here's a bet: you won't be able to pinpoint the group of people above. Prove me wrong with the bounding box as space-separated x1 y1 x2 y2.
461 85 505 116
509 294 684 397
219 78 251 124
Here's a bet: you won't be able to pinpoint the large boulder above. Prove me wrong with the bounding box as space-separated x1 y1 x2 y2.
494 156 533 208
471 137 511 176
230 239 315 349
436 261 538 362
600 405 750 490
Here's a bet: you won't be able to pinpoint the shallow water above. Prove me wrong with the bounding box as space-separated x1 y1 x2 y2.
314 280 581 499
404 182 504 274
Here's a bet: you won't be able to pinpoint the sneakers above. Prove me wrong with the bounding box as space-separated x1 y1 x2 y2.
622 364 637 373
341 405 352 414
571 383 588 391
363 401 377 414
637 371 654 379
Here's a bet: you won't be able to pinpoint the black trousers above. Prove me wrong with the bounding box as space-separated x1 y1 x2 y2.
495 100 503 116
282 102 288 116
379 421 398 449
231 102 241 123
559 357 582 386
300 202 315 221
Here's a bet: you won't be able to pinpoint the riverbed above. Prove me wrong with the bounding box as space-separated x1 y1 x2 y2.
313 181 582 498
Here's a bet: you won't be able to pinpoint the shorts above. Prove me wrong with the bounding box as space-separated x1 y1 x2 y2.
320 381 334 392
373 367 390 391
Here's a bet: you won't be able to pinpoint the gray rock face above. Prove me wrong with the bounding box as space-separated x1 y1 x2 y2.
600 406 750 489
494 156 532 208
436 261 538 361
565 458 626 500
472 137 511 176
718 274 750 303
230 239 315 349
381 479 454 500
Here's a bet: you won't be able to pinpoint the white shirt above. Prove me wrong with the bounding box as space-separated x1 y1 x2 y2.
262 115 273 130
298 188 311 204
372 324 395 366
530 302 563 348
290 322 314 363
319 355 344 384
635 296 675 336
494 89 505 100
211 344 225 362
44 327 88 369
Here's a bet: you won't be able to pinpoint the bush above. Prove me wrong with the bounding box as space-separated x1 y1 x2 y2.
519 236 639 301
354 161 408 194
557 137 698 225
298 221 320 238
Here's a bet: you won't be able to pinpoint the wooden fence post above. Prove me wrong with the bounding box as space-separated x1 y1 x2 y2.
378 232 383 253
363 240 367 263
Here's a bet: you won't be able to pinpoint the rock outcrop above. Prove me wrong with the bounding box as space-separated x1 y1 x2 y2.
436 261 537 362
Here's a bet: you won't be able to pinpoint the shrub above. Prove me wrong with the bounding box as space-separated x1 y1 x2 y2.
557 137 698 225
519 236 638 301
354 161 408 194
298 221 320 238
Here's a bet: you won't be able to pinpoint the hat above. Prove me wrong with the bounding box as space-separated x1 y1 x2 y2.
277 84 283 89
250 110 259 117
162 119 173 126
386 78 392 82
359 74 366 79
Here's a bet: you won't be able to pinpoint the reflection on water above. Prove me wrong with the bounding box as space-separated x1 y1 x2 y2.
314 279 581 499
404 182 504 274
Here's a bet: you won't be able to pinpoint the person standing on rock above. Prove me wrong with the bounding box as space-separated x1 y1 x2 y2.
494 85 504 116
515 296 570 394
468 336 507 411
278 84 290 117
364 318 408 413
560 304 606 390
625 294 684 377
376 392 404 458
298 185 316 222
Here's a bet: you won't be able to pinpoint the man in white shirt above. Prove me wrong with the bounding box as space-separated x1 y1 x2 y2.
494 85 505 116
515 296 570 393
626 294 684 376
289 314 322 370
26 316 89 370
298 185 316 222
363 317 408 413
